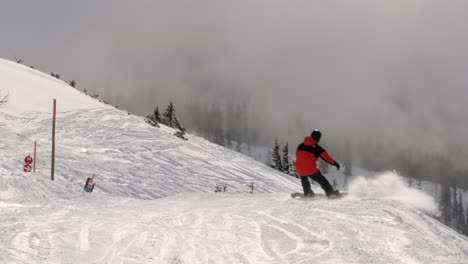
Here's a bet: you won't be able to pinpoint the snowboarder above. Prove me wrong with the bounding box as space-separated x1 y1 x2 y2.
295 130 340 197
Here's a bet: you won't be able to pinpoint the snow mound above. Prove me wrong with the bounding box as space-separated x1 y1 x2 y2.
347 172 438 214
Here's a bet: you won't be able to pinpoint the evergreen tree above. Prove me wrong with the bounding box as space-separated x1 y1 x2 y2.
282 143 290 173
271 139 283 172
465 203 468 234
153 107 162 123
440 182 452 224
225 129 233 149
145 116 159 127
50 72 61 79
458 192 465 232
234 104 244 149
224 103 234 148
163 101 175 127
68 80 76 88
453 188 459 221
290 160 297 177
145 106 161 127
173 116 187 140
174 116 185 133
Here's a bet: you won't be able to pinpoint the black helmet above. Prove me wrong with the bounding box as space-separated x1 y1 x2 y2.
311 129 321 142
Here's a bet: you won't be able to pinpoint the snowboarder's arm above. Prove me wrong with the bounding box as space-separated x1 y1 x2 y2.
320 151 336 165
320 152 340 170
317 145 339 166
314 145 339 166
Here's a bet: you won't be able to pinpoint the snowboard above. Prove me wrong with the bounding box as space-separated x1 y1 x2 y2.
291 192 314 199
291 192 347 200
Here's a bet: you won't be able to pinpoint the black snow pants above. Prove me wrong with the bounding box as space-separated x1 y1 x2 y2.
301 172 335 197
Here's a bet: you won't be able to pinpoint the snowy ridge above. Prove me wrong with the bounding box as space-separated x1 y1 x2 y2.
0 58 109 115
1 58 468 263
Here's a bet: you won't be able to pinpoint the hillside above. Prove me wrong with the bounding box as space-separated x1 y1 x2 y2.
0 58 298 201
1 58 468 263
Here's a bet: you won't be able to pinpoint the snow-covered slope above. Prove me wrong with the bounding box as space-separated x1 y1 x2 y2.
1 58 468 263
4 193 468 264
0 58 297 201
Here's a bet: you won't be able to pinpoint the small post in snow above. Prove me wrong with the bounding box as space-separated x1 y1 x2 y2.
246 182 255 194
51 99 56 181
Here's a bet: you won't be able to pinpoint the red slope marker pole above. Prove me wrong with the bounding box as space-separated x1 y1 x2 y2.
33 140 37 172
51 99 56 181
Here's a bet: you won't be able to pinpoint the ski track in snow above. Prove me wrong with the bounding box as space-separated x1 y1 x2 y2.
2 59 468 263
2 194 468 263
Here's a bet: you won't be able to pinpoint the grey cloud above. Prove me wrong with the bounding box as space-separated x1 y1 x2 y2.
1 0 468 167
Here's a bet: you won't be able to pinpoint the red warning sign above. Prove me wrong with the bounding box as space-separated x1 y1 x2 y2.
23 155 33 173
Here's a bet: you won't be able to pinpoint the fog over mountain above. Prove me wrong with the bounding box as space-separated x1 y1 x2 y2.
2 0 468 168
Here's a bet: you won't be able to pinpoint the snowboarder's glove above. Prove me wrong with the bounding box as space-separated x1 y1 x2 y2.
333 162 340 170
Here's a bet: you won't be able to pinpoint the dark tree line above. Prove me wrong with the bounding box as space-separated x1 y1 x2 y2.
183 100 256 153
270 139 295 176
439 183 468 235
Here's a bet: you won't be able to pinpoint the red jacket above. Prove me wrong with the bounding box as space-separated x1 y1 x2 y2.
295 137 337 176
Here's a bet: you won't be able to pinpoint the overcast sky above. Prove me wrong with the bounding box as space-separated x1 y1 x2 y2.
2 0 468 161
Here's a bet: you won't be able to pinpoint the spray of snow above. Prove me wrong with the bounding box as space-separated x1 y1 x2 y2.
347 171 438 214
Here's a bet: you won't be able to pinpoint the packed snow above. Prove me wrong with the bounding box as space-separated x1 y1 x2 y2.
1 58 468 263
